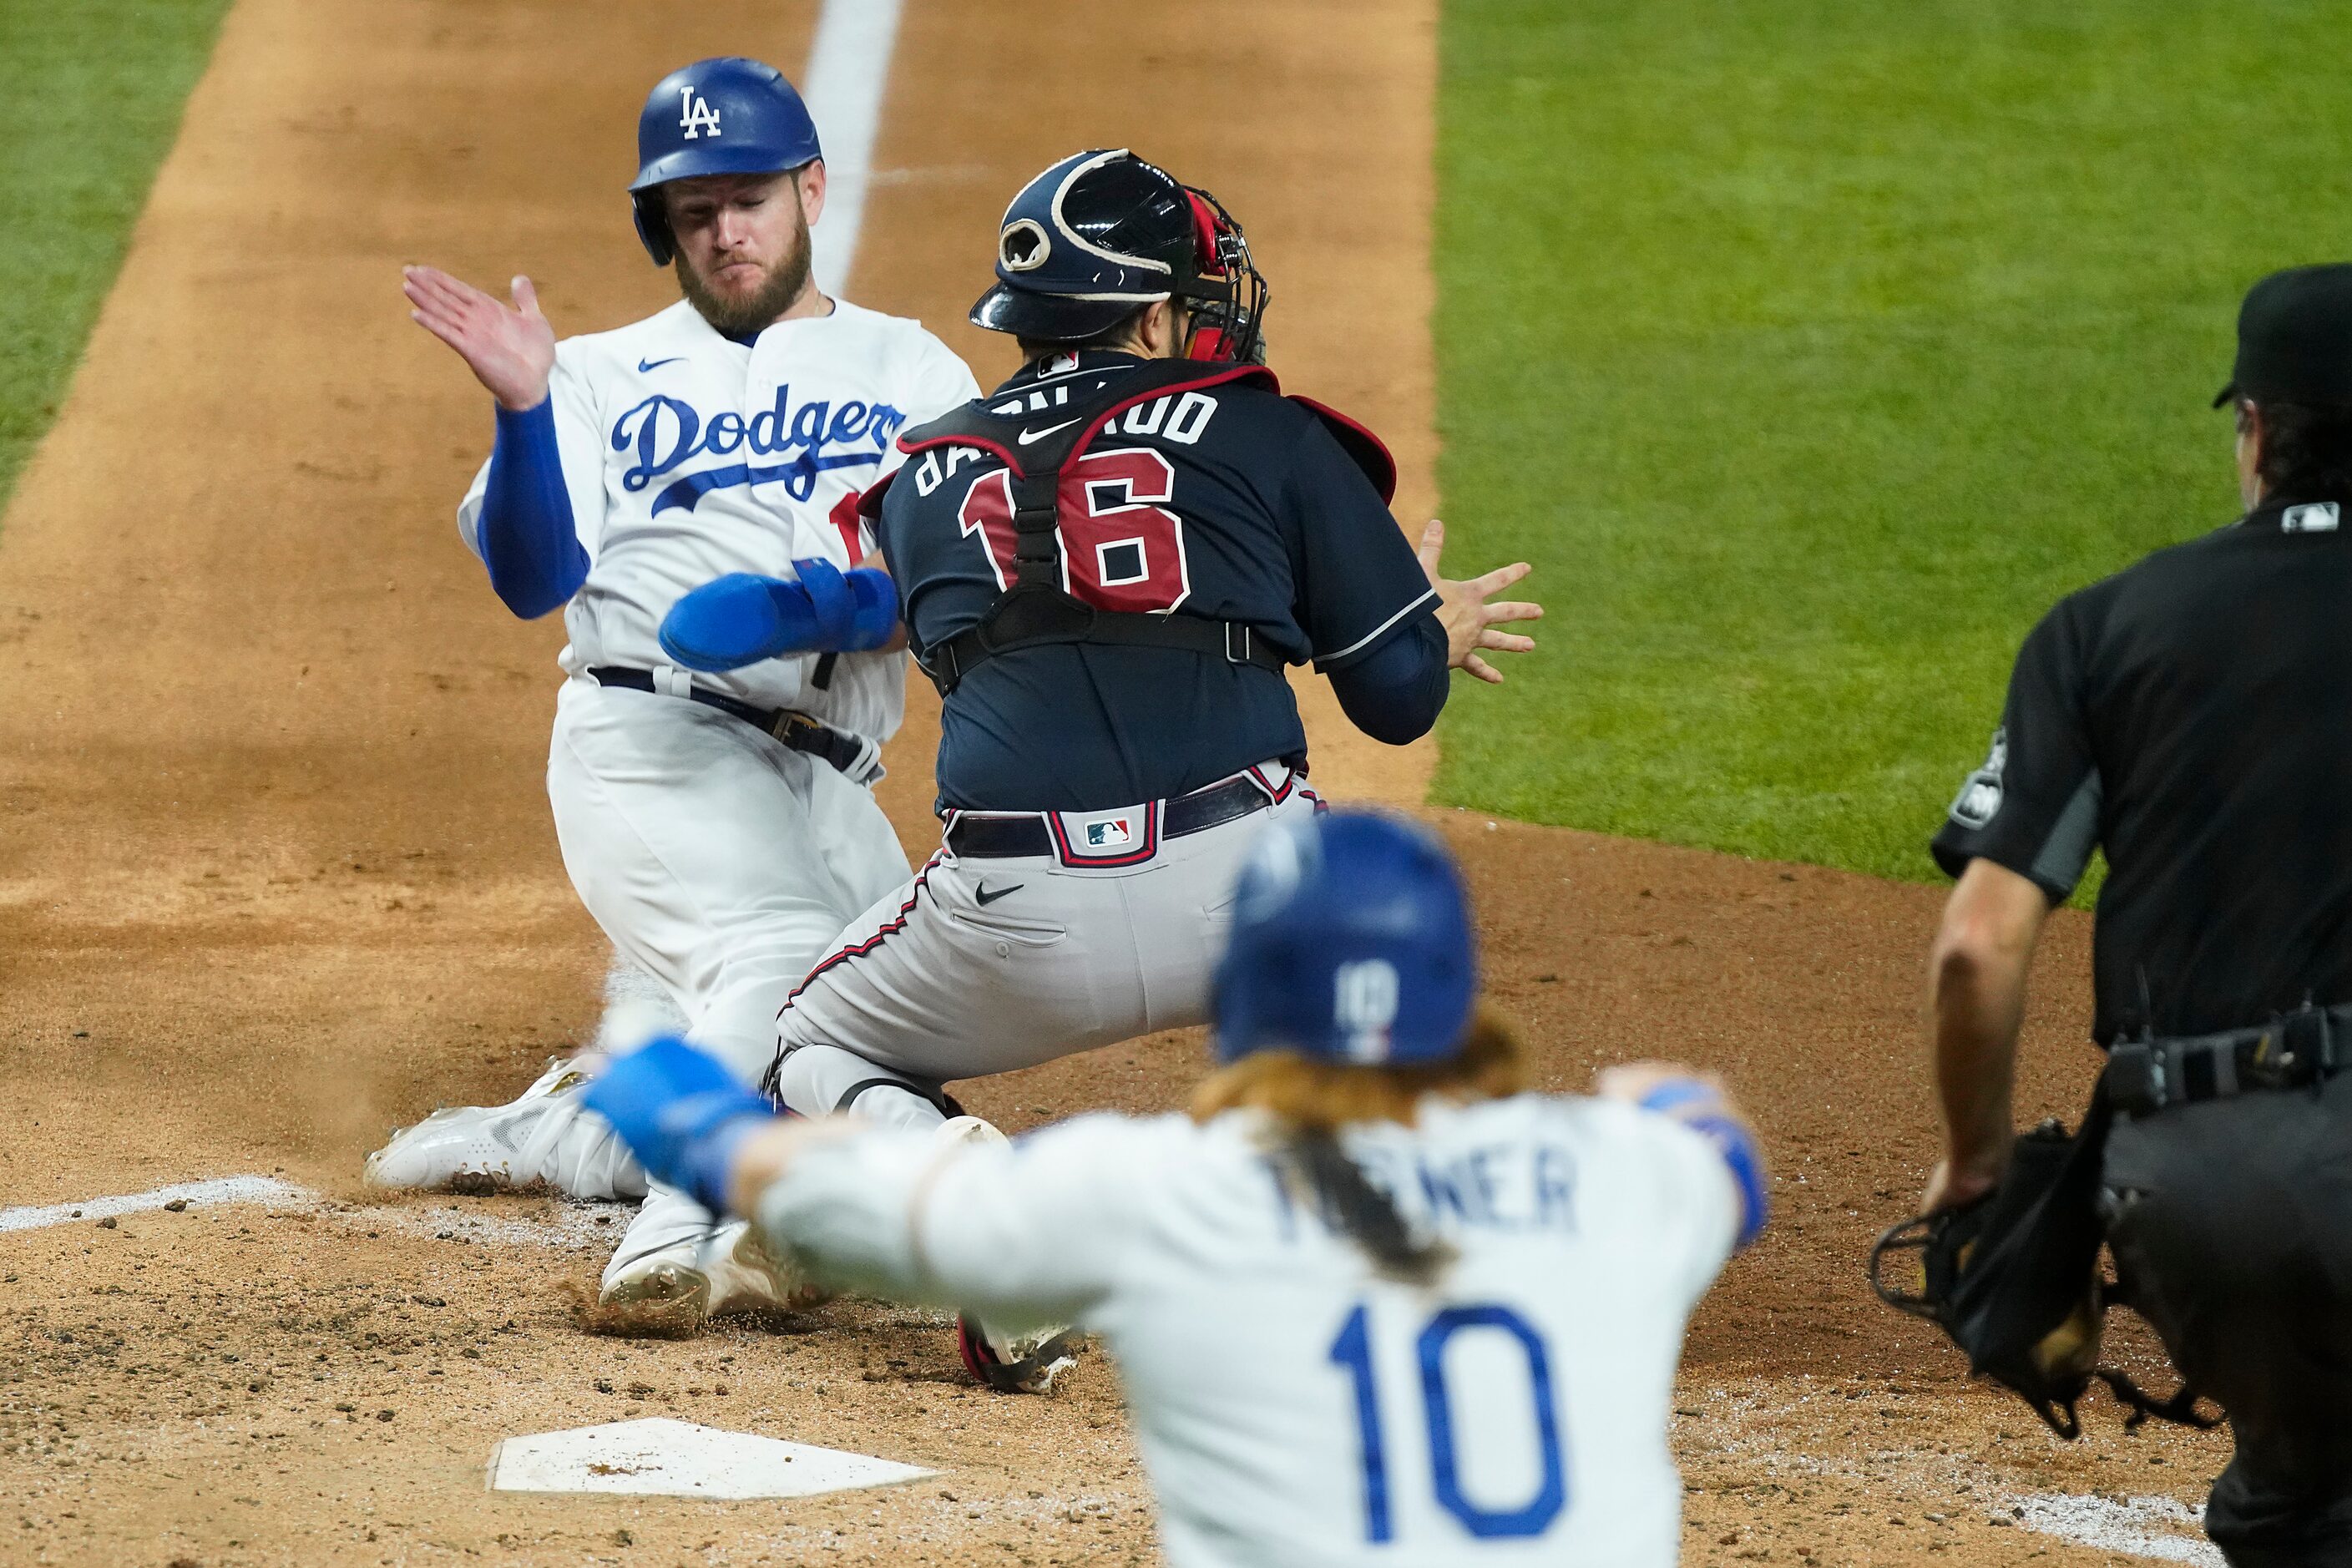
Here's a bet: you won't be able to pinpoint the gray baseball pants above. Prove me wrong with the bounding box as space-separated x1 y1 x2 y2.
767 764 1320 1130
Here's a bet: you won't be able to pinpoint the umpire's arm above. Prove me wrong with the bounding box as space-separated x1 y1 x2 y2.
1923 858 2051 1214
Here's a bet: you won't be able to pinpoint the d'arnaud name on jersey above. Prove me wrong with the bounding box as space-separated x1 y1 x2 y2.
613 390 909 514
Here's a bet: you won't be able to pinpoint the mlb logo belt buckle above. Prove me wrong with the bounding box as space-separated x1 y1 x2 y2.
1046 802 1162 867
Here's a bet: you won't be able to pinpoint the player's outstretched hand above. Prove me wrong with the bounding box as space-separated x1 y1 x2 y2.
1419 518 1541 684
402 266 557 412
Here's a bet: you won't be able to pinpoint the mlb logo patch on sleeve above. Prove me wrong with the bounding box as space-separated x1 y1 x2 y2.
1949 727 2007 829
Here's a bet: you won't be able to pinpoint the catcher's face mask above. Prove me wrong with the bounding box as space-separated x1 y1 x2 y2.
1176 186 1268 366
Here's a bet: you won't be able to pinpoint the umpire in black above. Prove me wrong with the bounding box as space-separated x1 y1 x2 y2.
1923 264 2352 1565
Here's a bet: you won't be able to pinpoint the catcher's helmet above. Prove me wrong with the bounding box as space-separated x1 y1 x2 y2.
1212 811 1478 1067
629 58 822 266
970 149 1269 363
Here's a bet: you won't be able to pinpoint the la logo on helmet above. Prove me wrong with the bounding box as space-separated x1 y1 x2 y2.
678 87 723 140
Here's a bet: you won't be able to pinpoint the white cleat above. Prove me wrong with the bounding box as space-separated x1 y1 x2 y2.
702 1219 827 1318
363 1057 647 1200
935 1115 1080 1393
591 1189 822 1338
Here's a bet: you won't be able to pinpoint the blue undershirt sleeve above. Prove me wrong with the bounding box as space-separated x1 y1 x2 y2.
478 398 589 620
1326 614 1449 745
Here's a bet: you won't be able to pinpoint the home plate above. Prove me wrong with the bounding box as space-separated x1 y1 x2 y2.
487 1417 935 1500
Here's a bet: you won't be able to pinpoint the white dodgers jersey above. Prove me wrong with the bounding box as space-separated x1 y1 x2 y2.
458 298 980 742
764 1094 1741 1568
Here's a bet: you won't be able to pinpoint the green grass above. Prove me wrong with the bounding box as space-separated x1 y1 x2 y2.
1435 0 2352 883
0 0 231 518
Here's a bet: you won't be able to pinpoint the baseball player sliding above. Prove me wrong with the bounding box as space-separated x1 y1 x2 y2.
584 810 1767 1566
655 148 1542 1384
367 58 979 1333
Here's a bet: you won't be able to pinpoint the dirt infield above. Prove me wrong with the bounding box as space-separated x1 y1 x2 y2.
0 2 2231 1565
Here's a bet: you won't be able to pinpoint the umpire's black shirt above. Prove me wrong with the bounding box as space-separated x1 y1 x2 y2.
1932 493 2352 1044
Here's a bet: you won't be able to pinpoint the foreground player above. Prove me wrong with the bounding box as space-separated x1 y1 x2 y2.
586 811 1764 1565
369 58 979 1331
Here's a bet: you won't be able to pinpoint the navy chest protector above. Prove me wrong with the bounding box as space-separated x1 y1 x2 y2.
861 360 1396 696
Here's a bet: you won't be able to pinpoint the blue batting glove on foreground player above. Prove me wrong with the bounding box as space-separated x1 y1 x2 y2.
581 1038 779 1215
658 560 898 672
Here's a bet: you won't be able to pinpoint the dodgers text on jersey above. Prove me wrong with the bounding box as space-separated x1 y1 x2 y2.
614 387 909 513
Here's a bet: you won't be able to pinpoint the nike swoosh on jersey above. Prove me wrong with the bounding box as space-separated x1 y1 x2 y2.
1016 419 1080 444
637 356 685 373
974 882 1024 906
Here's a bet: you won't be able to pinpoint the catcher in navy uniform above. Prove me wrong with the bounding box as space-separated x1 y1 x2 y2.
655 148 1540 1388
1919 265 2352 1565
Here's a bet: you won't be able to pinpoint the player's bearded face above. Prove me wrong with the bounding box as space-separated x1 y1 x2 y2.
666 172 815 336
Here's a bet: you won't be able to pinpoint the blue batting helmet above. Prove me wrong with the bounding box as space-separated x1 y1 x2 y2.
629 58 822 266
1212 811 1479 1067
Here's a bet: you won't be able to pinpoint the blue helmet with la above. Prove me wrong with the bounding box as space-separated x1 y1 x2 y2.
627 57 823 267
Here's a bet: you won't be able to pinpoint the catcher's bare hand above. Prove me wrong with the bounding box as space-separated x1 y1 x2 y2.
1419 518 1540 684
403 266 557 412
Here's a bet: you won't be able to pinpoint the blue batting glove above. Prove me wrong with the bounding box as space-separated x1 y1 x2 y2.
581 1038 778 1216
659 573 819 672
659 566 899 671
792 558 898 652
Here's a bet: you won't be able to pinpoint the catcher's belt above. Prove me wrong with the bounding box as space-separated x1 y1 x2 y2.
942 767 1293 861
2107 999 2352 1116
1869 1079 2217 1439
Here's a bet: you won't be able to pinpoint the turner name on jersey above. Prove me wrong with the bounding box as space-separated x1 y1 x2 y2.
458 297 979 739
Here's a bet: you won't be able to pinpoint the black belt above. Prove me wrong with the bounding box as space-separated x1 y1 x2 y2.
2107 1002 2352 1115
588 666 875 781
922 615 1288 697
947 774 1277 859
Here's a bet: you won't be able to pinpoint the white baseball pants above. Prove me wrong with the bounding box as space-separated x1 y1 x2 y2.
546 675 912 1085
548 675 912 1290
769 766 1321 1131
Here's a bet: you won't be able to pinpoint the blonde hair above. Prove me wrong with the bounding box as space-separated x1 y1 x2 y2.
1188 1008 1528 1287
1190 1006 1527 1130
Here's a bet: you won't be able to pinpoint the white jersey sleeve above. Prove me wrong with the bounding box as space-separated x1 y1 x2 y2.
453 352 609 562
755 1112 1161 1330
1586 1099 1744 1299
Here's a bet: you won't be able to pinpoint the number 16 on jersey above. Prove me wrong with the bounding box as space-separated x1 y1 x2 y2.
1328 1300 1569 1543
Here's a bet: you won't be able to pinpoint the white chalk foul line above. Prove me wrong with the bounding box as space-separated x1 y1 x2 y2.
802 0 904 295
0 1175 309 1234
2010 1492 2223 1565
0 1175 620 1250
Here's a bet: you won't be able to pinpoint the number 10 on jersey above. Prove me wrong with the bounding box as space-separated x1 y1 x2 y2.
1328 1301 1568 1542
